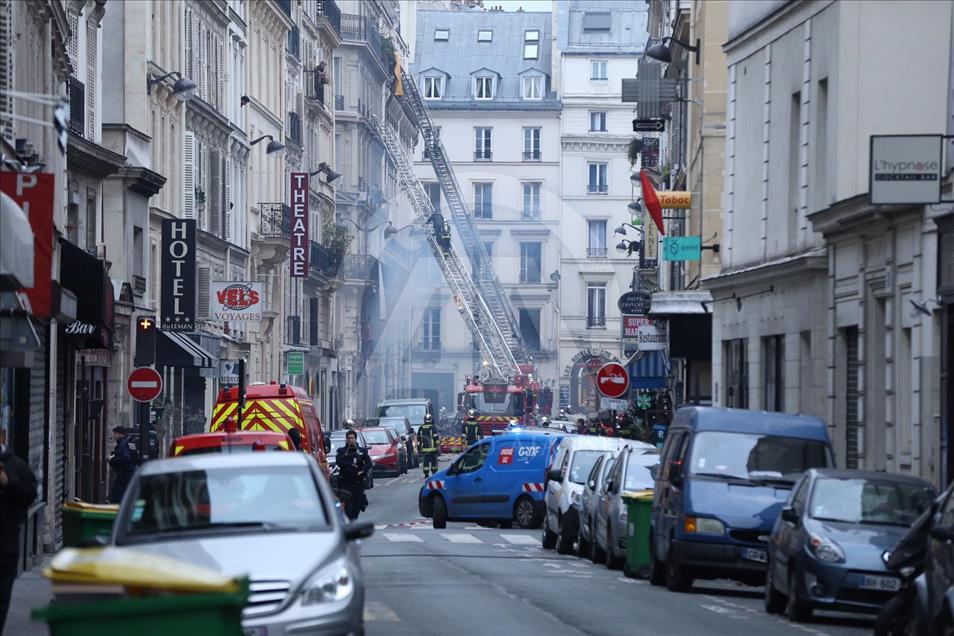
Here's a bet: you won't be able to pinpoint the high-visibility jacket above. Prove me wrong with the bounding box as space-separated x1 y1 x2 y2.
464 421 482 445
418 423 439 451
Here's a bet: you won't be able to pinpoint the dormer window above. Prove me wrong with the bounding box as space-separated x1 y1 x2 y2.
474 76 495 100
434 28 449 41
522 75 543 100
423 76 444 100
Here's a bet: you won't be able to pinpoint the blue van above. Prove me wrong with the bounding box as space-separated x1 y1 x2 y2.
650 407 834 591
419 432 563 530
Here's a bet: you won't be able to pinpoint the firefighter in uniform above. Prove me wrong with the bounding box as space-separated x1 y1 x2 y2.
463 409 482 446
418 414 440 478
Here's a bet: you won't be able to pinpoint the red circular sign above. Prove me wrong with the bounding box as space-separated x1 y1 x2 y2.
127 367 163 402
596 363 630 399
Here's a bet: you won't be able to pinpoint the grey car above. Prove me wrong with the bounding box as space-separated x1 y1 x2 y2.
111 452 373 636
594 446 660 571
765 468 936 622
577 451 614 560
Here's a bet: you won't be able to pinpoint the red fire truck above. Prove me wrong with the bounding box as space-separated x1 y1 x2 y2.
457 364 541 436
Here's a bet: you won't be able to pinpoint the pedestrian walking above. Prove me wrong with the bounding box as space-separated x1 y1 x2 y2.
463 409 482 446
335 430 372 520
418 414 440 478
108 426 137 504
0 431 38 633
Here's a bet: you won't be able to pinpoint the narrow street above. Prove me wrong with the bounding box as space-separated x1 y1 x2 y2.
359 460 873 636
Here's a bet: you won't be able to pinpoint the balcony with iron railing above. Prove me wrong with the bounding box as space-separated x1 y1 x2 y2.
474 150 492 161
342 254 378 283
340 14 387 72
310 241 342 279
306 73 326 105
587 183 608 194
587 247 608 258
522 150 541 161
314 0 341 40
586 315 607 328
254 203 291 265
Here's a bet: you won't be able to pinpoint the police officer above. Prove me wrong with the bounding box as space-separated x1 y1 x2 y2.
463 409 482 446
418 414 440 478
335 430 372 520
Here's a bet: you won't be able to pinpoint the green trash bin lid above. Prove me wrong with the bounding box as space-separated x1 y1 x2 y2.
622 490 654 502
45 547 242 594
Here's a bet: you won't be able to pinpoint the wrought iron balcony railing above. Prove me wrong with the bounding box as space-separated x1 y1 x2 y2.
260 203 291 238
310 241 341 278
315 0 341 39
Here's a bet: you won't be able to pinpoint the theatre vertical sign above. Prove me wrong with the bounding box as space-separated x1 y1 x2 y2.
290 172 309 277
161 218 196 331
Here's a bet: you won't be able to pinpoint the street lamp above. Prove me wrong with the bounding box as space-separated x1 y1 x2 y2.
384 222 417 239
616 239 641 256
615 222 642 236
310 161 340 183
250 135 285 154
147 71 197 101
645 36 701 65
628 199 643 213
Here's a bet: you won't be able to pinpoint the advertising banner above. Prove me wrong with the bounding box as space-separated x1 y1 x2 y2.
290 173 309 277
210 281 264 321
637 319 667 351
869 135 943 204
161 218 196 331
663 236 702 261
1 172 55 318
641 208 659 269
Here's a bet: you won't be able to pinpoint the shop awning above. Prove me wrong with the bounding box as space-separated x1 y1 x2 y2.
0 191 34 288
649 290 713 316
628 350 669 390
650 290 713 361
156 330 215 368
59 238 113 350
0 291 41 367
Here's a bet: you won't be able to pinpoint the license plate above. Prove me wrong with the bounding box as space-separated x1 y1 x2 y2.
741 547 767 563
859 575 901 592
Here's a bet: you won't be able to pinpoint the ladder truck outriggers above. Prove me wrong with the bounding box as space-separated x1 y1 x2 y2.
369 67 540 434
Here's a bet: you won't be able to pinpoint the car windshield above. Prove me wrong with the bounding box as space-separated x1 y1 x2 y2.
363 430 391 445
380 405 426 422
329 434 359 454
569 450 605 484
809 477 935 526
624 452 660 491
471 390 524 416
119 465 328 542
379 419 406 433
688 431 830 484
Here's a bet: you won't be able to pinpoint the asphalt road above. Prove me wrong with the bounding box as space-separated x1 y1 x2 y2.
359 459 874 636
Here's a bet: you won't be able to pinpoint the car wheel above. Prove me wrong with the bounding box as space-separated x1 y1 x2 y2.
432 496 448 529
590 524 606 564
513 496 537 529
605 528 624 569
577 521 591 558
542 514 558 549
786 566 812 622
557 519 576 555
764 554 786 615
648 533 665 586
665 546 693 592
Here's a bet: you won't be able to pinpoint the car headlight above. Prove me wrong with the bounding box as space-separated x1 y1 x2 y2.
808 533 845 563
684 516 725 536
300 558 354 606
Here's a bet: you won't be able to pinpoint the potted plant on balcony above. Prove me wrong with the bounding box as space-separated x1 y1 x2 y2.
321 214 352 277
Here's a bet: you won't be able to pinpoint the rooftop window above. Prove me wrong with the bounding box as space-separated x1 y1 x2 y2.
434 28 449 41
582 12 611 32
478 30 493 42
524 30 540 60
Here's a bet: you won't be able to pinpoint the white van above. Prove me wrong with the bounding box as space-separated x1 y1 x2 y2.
542 436 653 554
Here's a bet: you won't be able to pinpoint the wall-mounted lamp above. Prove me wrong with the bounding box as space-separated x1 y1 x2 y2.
730 285 775 312
614 222 642 236
910 298 941 317
549 271 561 283
310 161 340 183
384 223 417 239
240 95 250 107
250 134 284 154
147 71 197 101
616 238 641 256
628 199 643 213
341 218 391 233
646 36 701 65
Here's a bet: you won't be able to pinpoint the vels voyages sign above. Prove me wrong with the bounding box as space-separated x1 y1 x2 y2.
161 218 196 331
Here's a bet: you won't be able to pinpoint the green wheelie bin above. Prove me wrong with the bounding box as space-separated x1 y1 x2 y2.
32 547 249 636
61 502 119 547
622 491 654 578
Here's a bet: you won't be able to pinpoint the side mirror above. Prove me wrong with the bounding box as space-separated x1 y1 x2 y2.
670 461 684 487
344 520 375 542
931 527 954 543
547 468 563 483
780 506 799 524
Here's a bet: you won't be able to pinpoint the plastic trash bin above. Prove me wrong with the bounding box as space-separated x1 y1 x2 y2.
61 502 119 547
32 547 249 636
622 491 654 578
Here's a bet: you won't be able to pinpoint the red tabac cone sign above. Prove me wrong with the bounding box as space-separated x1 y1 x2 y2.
640 170 666 235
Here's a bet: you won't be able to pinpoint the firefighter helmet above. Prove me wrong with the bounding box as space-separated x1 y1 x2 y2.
424 413 434 424
344 418 355 429
466 409 477 420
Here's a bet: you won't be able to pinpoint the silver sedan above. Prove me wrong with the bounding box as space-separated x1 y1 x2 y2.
594 446 660 570
111 452 372 636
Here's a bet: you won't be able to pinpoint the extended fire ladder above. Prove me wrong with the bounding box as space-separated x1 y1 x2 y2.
366 114 520 380
397 69 529 367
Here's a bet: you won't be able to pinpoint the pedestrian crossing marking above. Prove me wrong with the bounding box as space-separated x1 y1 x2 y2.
442 533 482 544
382 532 424 543
499 534 539 545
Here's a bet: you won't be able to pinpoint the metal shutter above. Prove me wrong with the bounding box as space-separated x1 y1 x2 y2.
224 154 232 243
85 18 95 140
209 149 221 236
845 327 861 469
0 0 14 141
197 266 211 320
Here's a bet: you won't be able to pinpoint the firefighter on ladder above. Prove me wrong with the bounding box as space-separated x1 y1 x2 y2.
463 409 482 447
418 414 440 478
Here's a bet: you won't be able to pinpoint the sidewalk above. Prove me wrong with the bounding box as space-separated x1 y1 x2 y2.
5 560 51 636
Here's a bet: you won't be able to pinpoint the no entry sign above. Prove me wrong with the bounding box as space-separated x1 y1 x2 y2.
596 363 630 399
128 367 163 402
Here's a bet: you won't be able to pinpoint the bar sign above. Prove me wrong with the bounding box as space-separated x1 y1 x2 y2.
290 173 309 278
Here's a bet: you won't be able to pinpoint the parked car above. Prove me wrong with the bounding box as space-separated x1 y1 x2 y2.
419 432 564 529
170 431 294 456
765 468 936 622
365 416 418 468
376 398 433 435
650 406 834 591
210 382 330 478
328 429 373 490
577 451 615 560
362 427 407 476
594 446 660 570
550 419 578 434
910 481 954 634
543 436 652 554
110 452 373 635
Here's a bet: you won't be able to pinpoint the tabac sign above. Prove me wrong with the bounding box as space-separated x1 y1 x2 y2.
290 172 309 277
657 191 692 209
161 218 196 331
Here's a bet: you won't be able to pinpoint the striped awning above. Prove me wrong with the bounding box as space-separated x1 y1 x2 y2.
156 330 214 368
628 350 670 389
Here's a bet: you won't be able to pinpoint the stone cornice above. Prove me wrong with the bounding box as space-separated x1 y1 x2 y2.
702 248 827 292
116 166 167 198
806 193 925 239
562 139 631 153
67 131 127 178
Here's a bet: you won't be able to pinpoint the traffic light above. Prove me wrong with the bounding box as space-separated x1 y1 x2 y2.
134 315 157 366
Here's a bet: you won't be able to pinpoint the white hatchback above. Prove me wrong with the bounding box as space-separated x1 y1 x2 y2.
542 435 653 554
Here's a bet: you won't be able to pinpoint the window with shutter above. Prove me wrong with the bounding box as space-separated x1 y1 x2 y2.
209 150 221 236
199 23 208 102
224 155 233 243
85 18 96 140
185 9 193 84
197 266 211 320
217 34 225 112
183 131 196 219
200 142 209 230
67 10 79 72
0 2 13 141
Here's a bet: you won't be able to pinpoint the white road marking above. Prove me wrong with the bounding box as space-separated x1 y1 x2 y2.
616 577 646 584
442 533 482 544
382 532 423 543
363 601 400 622
700 604 736 616
500 534 539 545
700 595 834 635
